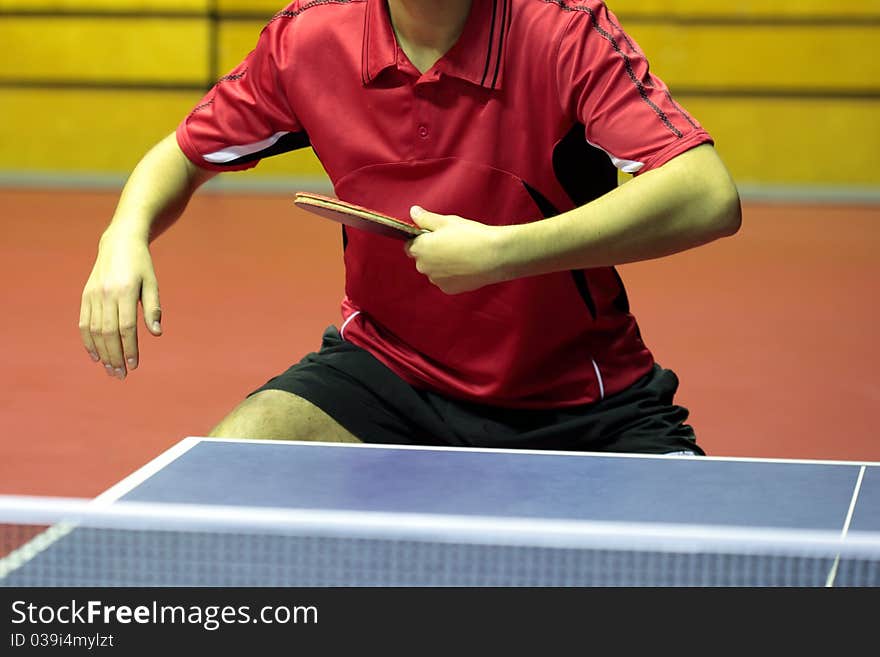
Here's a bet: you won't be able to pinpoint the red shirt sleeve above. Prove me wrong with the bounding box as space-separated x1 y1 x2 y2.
555 1 713 175
176 20 304 172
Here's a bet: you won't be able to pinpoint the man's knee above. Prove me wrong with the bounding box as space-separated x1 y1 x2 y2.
208 389 361 443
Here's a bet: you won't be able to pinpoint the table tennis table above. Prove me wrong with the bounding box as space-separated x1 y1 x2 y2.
1 437 879 586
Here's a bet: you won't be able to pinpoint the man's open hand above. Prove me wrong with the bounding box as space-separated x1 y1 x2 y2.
79 229 162 380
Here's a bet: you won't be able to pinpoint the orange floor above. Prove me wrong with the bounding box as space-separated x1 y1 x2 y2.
1 188 878 497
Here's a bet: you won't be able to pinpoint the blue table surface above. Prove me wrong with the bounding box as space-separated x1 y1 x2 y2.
116 439 880 533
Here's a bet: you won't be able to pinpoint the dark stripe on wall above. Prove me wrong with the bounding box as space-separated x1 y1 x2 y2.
0 10 210 19
0 79 211 92
618 14 880 27
207 0 220 84
4 78 878 101
2 8 878 26
673 87 880 100
5 4 878 100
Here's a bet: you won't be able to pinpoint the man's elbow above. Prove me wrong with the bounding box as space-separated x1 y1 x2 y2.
715 182 742 237
702 174 742 240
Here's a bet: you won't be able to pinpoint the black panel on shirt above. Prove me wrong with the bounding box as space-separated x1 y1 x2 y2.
552 123 618 207
551 123 631 317
218 131 312 167
521 180 597 320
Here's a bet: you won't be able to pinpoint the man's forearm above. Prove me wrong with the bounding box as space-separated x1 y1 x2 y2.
497 144 741 279
104 132 216 244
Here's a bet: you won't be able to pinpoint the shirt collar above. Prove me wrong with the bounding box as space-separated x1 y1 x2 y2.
362 0 510 89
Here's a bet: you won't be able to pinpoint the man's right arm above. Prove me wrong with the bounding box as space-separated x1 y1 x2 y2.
79 132 216 380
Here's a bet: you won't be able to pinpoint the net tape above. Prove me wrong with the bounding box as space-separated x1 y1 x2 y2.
2 496 879 586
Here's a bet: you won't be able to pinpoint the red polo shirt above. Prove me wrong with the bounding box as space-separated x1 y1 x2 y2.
177 0 713 408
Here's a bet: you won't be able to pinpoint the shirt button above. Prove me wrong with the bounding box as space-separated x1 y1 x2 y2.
418 125 429 139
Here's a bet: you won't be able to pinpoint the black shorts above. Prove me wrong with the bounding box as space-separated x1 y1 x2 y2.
251 326 703 455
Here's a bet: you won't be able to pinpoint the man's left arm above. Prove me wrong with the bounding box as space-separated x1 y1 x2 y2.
405 143 741 294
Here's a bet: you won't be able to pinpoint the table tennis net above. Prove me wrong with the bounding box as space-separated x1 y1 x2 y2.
1 495 878 587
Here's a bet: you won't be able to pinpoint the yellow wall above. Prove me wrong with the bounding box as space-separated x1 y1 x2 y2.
2 0 878 189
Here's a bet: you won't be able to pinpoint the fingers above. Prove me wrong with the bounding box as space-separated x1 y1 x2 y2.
85 294 121 379
79 235 164 380
409 205 451 231
404 205 443 258
118 295 139 372
78 296 100 364
100 294 127 380
141 277 162 336
80 278 161 381
81 294 108 366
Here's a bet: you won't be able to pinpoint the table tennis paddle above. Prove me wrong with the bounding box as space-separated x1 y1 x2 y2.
294 192 427 240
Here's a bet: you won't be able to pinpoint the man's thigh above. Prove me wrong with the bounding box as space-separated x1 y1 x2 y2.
208 389 361 443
